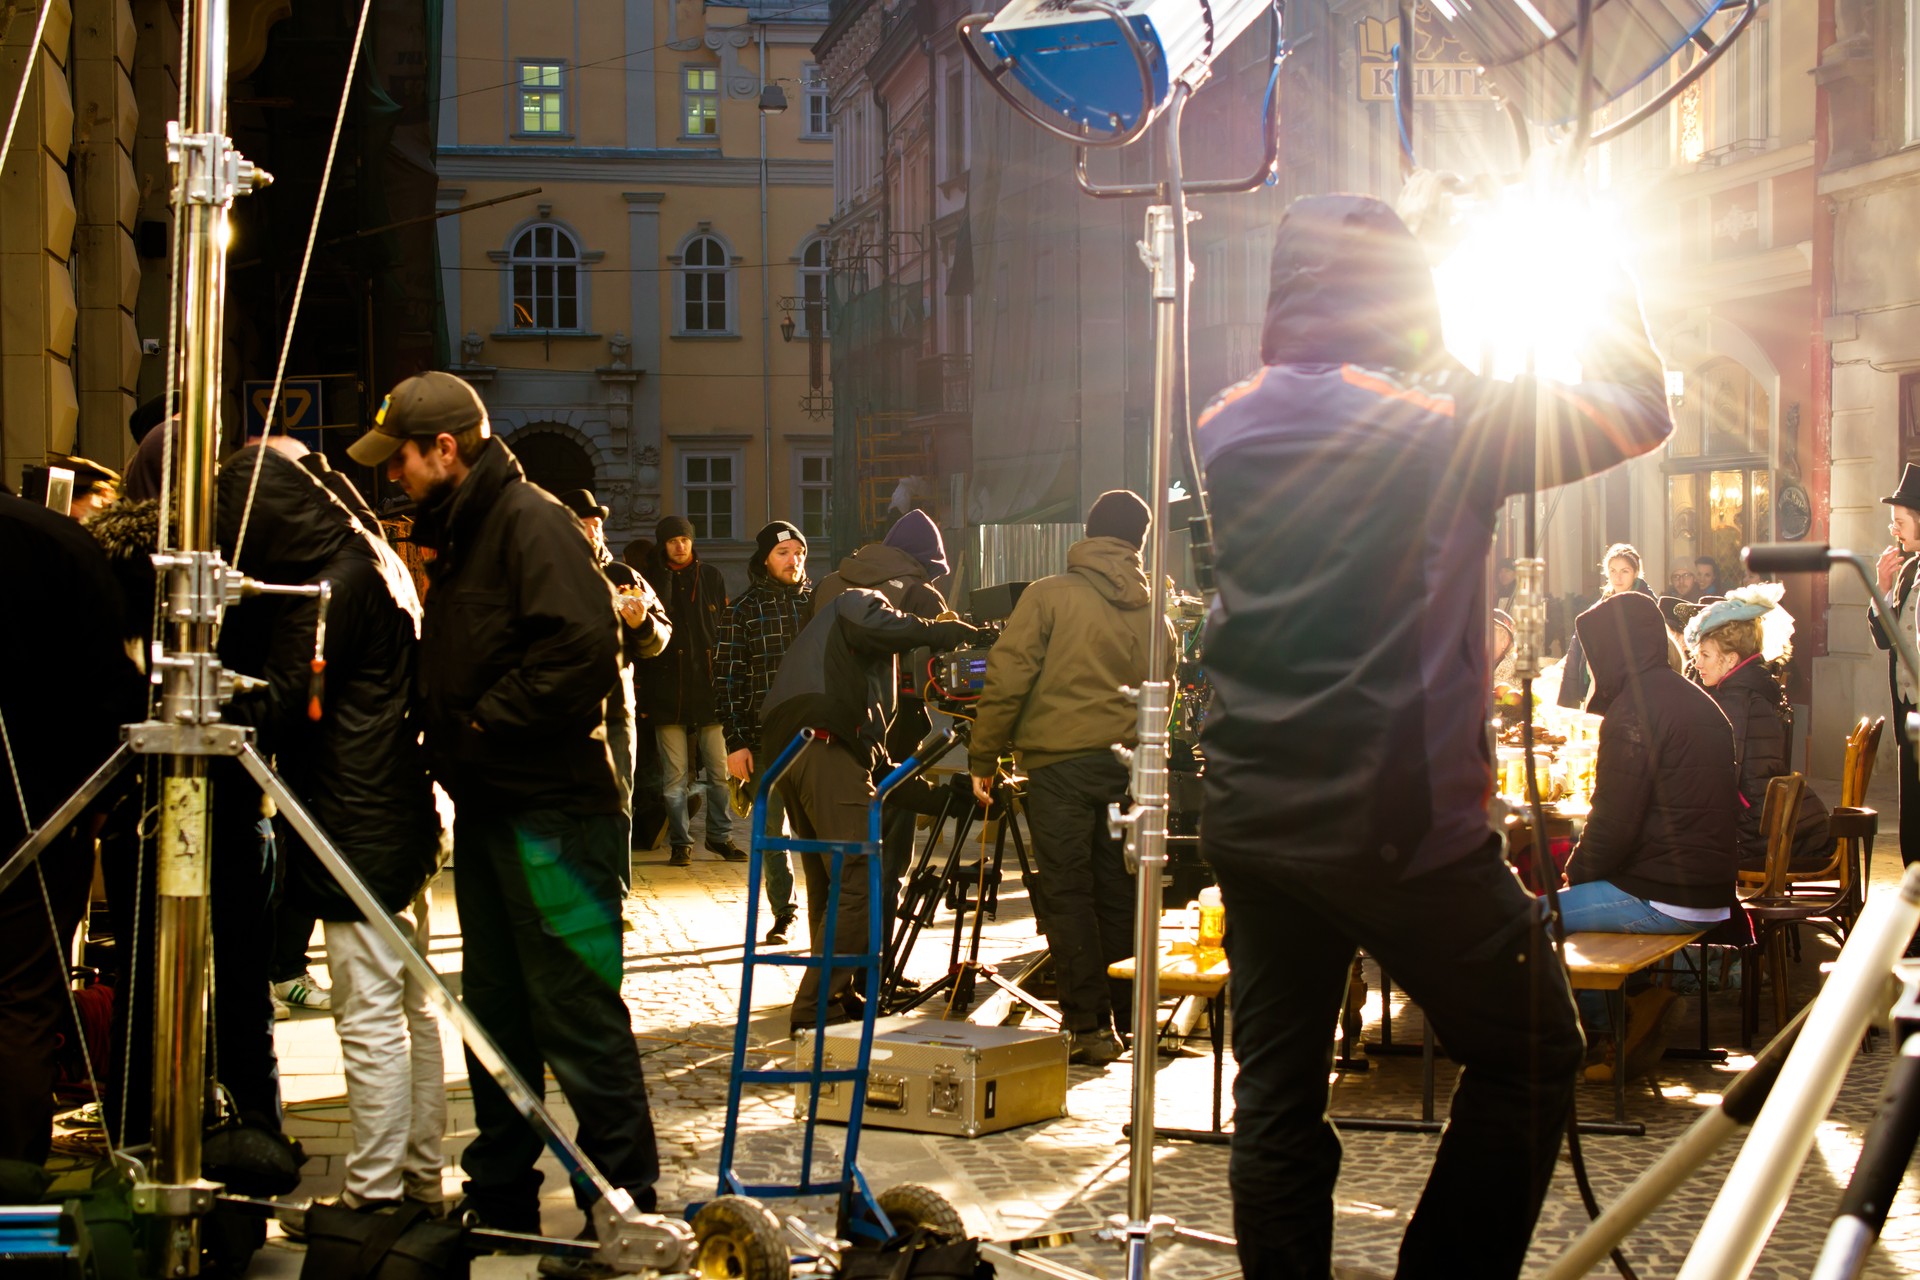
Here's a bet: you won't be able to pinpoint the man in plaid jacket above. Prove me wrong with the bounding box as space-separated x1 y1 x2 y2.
720 520 812 943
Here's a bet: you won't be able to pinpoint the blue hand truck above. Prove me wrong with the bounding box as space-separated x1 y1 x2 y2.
685 726 968 1279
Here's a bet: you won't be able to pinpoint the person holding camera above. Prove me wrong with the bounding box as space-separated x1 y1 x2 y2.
758 580 982 1033
967 490 1174 1066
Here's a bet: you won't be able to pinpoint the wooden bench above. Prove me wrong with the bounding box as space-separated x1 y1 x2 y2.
1109 947 1230 1137
1562 930 1705 1120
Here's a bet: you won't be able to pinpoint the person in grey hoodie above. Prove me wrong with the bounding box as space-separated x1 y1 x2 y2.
968 491 1176 1065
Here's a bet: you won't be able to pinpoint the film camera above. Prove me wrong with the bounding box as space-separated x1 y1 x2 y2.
909 580 1025 715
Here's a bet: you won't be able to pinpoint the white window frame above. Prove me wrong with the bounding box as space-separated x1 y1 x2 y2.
793 448 833 547
681 451 742 541
673 229 738 337
802 64 831 138
517 61 568 136
795 236 829 338
682 63 720 139
506 222 584 332
942 65 967 181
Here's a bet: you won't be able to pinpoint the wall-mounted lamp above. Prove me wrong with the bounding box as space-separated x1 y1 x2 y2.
759 84 789 115
1665 369 1686 409
780 313 796 343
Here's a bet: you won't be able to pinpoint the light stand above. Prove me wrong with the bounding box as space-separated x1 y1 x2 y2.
953 7 1288 1275
0 0 695 1271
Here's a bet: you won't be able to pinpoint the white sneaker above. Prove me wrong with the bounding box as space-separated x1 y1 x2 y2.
272 972 332 1012
272 993 290 1021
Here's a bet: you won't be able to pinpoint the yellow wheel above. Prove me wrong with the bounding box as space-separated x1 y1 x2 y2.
876 1184 966 1243
692 1196 790 1280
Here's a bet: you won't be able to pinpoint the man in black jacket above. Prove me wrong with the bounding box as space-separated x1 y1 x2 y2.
640 516 739 866
1869 464 1920 869
216 442 445 1211
759 587 978 1032
350 372 660 1238
1193 194 1673 1279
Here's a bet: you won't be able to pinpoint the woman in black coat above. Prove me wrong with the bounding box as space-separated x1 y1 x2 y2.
1687 595 1831 872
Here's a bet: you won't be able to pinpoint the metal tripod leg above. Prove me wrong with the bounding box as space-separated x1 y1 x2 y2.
0 742 133 896
882 786 963 996
236 746 693 1272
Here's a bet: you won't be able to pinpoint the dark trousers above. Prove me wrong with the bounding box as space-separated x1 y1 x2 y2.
632 717 667 852
1024 754 1135 1034
1898 700 1920 868
778 741 876 1028
0 823 90 1164
268 902 317 985
453 807 659 1218
1204 835 1583 1280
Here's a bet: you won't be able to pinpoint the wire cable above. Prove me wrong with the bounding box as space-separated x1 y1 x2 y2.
230 0 377 570
0 0 55 176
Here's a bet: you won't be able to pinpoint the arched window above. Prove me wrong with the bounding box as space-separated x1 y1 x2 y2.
796 236 829 338
509 224 580 330
509 429 597 498
676 231 734 336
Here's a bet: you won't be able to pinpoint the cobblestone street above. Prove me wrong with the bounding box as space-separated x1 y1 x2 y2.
247 790 1920 1279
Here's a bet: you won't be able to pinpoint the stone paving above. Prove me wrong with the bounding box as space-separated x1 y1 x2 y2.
231 785 1920 1279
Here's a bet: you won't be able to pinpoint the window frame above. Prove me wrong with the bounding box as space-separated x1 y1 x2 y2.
682 63 720 140
794 236 829 339
505 222 585 334
673 229 738 338
680 450 742 542
801 64 831 139
516 60 569 137
792 447 833 552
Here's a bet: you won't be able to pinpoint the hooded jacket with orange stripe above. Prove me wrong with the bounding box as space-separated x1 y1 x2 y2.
1193 194 1673 877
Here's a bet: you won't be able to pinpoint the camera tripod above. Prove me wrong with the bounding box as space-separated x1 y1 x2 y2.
882 765 1058 1024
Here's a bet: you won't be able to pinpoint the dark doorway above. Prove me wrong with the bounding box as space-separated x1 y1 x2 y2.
510 430 596 499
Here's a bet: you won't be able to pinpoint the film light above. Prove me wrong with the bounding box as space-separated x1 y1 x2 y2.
980 0 1273 134
1427 0 1724 126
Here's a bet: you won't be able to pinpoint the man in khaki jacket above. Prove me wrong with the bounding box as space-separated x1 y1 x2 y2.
969 490 1174 1065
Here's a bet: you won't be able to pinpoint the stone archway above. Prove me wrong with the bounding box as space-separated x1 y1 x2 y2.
509 429 597 499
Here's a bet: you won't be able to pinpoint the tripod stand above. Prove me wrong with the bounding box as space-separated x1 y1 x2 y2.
884 767 1058 1023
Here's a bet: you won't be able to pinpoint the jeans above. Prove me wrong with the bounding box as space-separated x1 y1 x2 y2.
657 723 732 849
1204 833 1583 1280
323 895 446 1207
452 807 659 1220
1557 879 1703 1026
760 788 795 917
777 741 876 1028
1023 753 1136 1033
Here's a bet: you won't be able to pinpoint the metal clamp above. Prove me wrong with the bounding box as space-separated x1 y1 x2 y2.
1511 556 1547 680
1099 1214 1176 1243
130 1179 220 1218
589 1194 696 1272
166 122 273 206
127 722 253 757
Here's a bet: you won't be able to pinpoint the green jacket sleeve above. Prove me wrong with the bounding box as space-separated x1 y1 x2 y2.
969 587 1050 775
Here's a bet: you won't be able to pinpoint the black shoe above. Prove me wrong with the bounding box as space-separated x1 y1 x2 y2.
1068 1029 1126 1066
765 911 796 945
669 846 692 867
706 837 749 863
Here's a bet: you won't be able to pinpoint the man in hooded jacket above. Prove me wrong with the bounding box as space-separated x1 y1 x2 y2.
214 441 447 1212
968 490 1175 1065
1193 194 1674 1278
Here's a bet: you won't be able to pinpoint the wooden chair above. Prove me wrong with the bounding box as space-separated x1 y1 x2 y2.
1743 772 1859 1034
1734 716 1881 938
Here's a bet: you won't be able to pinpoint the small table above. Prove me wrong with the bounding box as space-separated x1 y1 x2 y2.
1109 944 1231 1140
1563 930 1705 1122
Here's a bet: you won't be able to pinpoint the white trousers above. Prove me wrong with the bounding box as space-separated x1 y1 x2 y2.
323 894 448 1206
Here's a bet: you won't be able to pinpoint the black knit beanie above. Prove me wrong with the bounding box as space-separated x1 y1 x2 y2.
1085 490 1150 549
656 514 695 544
753 519 807 576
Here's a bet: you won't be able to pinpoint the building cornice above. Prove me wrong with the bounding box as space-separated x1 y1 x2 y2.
1817 144 1920 201
1644 140 1817 202
1657 242 1812 308
439 146 832 187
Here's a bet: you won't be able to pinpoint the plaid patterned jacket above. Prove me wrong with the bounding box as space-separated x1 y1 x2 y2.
718 574 812 754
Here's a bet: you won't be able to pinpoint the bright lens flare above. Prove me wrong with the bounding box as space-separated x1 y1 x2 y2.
1431 186 1630 384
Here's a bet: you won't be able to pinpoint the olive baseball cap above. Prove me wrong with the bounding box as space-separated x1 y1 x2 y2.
347 371 490 466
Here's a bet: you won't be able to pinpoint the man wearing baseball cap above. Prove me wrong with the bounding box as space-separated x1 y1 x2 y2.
717 519 812 941
356 370 662 1241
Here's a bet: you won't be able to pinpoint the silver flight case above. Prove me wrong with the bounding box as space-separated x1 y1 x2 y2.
793 1015 1070 1138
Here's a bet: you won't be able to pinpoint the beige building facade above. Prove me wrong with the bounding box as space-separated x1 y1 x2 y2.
437 0 834 587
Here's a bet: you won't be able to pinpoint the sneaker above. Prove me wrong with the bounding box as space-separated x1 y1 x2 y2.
271 972 331 1013
1068 1029 1125 1066
706 837 749 863
272 993 290 1021
764 911 796 945
669 846 693 867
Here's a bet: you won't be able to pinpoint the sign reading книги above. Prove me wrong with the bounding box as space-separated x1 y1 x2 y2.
1355 6 1493 102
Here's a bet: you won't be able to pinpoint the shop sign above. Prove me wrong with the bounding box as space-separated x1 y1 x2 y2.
1355 6 1492 102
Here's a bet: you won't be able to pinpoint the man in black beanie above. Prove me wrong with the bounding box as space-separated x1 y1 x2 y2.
969 489 1173 1064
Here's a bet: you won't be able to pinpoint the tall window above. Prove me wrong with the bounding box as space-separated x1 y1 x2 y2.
519 62 566 134
679 234 731 334
797 237 828 337
796 451 832 544
943 66 966 179
1666 359 1772 590
509 224 580 330
802 65 830 137
682 453 737 540
683 65 719 137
